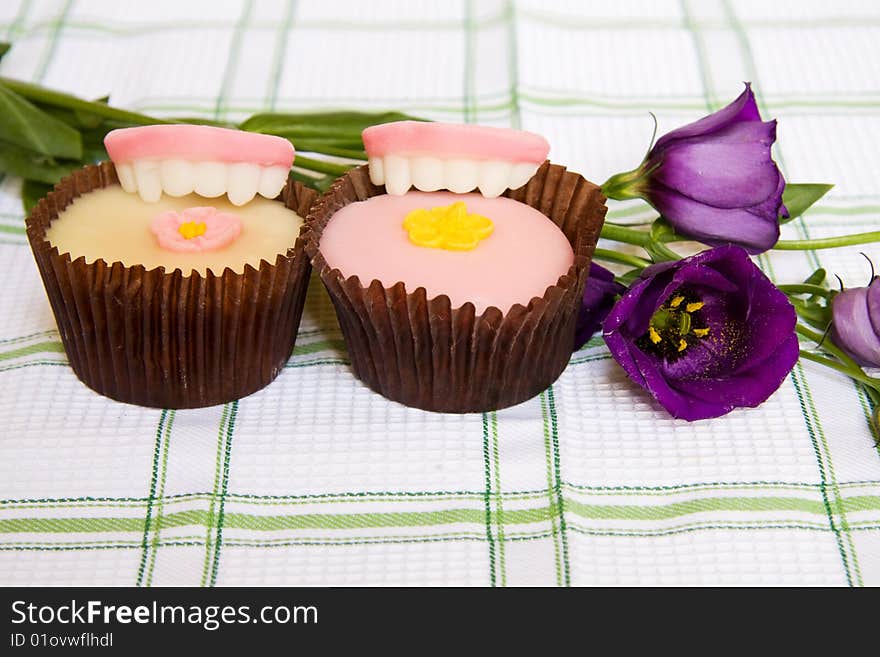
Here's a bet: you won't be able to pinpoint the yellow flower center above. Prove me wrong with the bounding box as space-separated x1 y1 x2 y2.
403 201 494 251
642 291 711 357
178 221 207 240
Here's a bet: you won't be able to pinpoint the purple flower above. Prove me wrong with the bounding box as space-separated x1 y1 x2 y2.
603 245 798 421
604 84 787 254
574 262 625 350
831 277 880 367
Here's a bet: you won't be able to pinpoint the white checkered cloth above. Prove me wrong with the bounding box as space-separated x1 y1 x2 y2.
0 0 879 586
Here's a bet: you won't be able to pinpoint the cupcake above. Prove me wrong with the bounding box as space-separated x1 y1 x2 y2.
304 121 607 413
25 125 316 408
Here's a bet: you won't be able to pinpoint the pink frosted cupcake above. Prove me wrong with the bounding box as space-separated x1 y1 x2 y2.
305 121 607 412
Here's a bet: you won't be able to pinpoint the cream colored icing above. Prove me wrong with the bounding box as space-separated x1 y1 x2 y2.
319 191 574 314
45 185 302 276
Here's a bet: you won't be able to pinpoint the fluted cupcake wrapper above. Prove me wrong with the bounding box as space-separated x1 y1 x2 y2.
304 162 607 413
25 162 316 409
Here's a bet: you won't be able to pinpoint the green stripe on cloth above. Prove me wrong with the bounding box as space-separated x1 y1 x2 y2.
4 494 879 535
491 412 507 586
199 404 230 586
481 412 496 585
213 0 253 121
135 409 168 586
145 410 174 587
720 0 865 586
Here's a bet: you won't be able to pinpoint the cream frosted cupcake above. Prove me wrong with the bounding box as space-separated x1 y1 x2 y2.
26 125 316 408
305 121 607 413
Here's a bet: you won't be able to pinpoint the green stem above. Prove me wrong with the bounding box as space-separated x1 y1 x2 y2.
798 350 880 390
601 164 650 201
293 155 353 177
795 323 863 372
0 76 168 126
774 231 880 250
600 223 651 247
592 248 651 269
778 283 831 298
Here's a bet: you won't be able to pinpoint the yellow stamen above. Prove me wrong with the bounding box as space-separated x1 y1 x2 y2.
669 296 684 308
403 201 493 251
693 327 710 338
685 301 704 313
178 221 207 240
648 326 662 344
677 339 688 352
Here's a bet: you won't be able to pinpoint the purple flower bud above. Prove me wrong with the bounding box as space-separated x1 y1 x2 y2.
603 245 798 421
604 84 787 254
574 262 625 350
831 277 880 367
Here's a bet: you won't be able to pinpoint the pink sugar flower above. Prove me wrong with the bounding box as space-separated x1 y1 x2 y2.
151 206 242 253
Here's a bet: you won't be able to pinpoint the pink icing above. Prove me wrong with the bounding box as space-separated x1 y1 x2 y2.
151 206 242 253
319 192 573 314
362 121 550 163
105 125 295 167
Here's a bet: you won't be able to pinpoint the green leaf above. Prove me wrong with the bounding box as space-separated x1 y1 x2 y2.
803 268 826 286
644 217 684 262
22 179 52 213
0 82 82 159
616 268 644 287
240 110 422 134
780 183 834 223
0 42 10 61
790 297 832 332
650 217 678 243
0 139 81 184
73 97 111 130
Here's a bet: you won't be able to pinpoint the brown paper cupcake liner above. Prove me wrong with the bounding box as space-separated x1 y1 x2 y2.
303 162 607 413
25 161 317 409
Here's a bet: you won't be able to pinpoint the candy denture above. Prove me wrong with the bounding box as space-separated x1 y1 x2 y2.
105 125 295 205
151 206 242 253
362 121 550 197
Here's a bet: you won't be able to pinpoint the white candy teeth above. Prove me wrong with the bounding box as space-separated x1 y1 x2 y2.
370 153 540 197
410 156 444 192
258 166 289 199
509 162 538 190
384 155 412 195
193 161 227 198
478 160 512 198
115 163 136 193
368 157 385 186
160 159 194 197
227 163 260 206
120 159 290 204
133 160 162 203
446 158 478 194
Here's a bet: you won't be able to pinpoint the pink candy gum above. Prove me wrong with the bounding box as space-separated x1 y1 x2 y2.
362 121 550 163
105 125 295 167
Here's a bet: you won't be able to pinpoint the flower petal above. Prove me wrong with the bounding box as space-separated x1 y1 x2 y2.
653 83 760 151
649 185 780 254
832 286 880 367
652 121 782 209
671 333 799 413
630 345 730 420
574 263 624 350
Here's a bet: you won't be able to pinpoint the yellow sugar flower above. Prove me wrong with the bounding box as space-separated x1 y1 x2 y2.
178 220 207 240
403 201 494 251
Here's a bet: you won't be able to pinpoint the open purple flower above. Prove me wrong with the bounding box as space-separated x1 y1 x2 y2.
603 245 798 421
831 277 880 367
603 84 787 254
574 262 625 350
